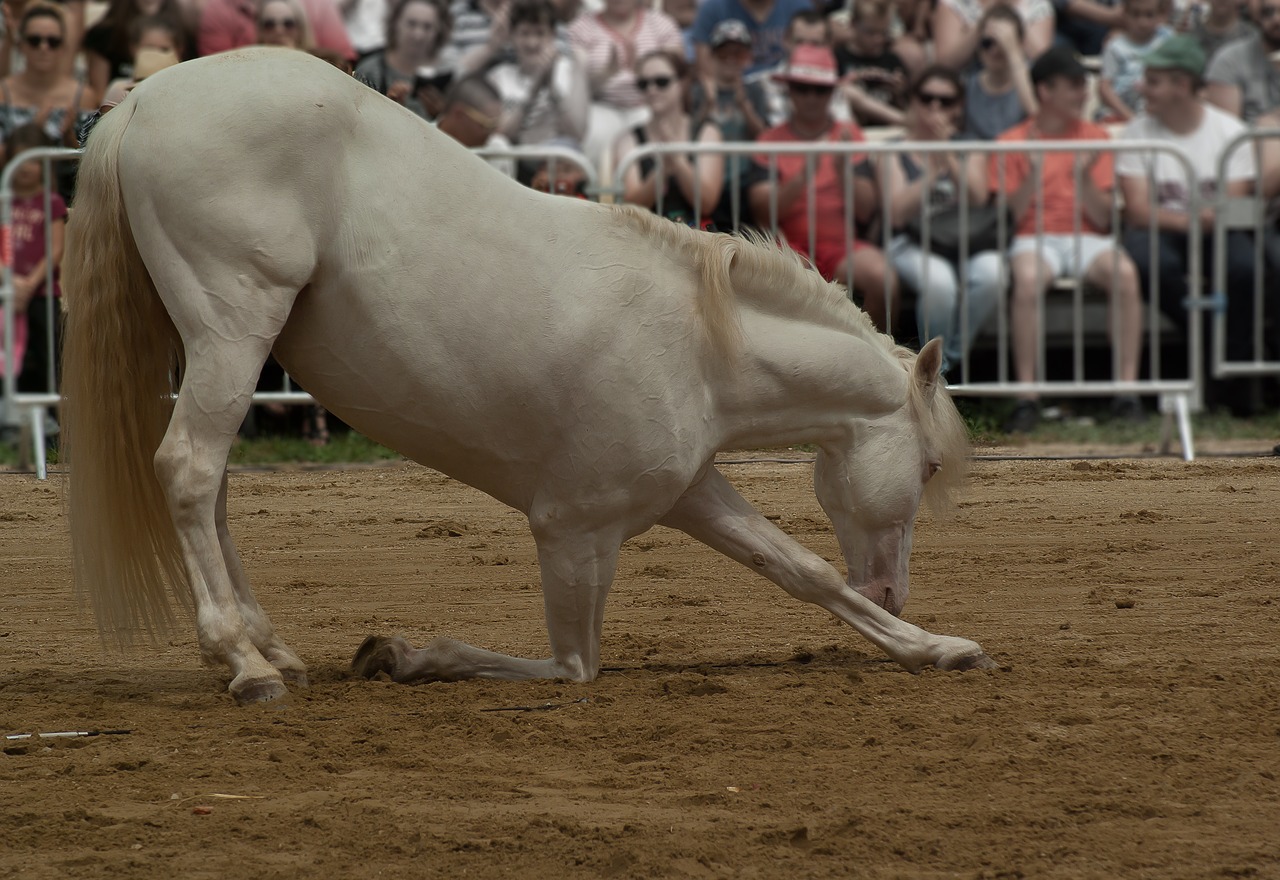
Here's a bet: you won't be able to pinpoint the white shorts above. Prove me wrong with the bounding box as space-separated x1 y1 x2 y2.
1008 233 1116 280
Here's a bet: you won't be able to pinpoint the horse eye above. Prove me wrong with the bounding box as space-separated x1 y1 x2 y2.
927 461 942 479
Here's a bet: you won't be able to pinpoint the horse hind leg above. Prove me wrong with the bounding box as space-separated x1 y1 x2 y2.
354 518 623 684
216 472 308 686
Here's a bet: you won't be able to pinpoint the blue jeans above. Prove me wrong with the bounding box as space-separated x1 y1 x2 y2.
889 236 1005 374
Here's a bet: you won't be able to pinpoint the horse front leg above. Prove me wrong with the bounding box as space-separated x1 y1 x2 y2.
354 519 623 684
659 467 996 673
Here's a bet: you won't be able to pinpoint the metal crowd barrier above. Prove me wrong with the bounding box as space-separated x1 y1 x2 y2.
610 138 1205 459
1210 128 1280 384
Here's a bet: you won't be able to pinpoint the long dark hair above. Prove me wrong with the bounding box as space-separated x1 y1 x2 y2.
91 0 186 67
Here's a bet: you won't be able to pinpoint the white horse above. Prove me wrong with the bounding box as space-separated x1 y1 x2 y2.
62 49 995 704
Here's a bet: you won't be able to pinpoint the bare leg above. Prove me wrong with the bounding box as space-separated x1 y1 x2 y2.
659 467 994 672
1085 247 1143 383
354 520 623 683
1009 251 1051 396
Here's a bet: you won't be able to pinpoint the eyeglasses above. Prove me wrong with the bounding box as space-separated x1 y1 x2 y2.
916 91 959 108
636 75 674 91
789 82 834 96
979 36 998 50
23 34 63 49
260 17 298 30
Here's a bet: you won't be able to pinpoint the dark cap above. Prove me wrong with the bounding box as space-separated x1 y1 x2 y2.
710 19 752 48
1030 45 1088 85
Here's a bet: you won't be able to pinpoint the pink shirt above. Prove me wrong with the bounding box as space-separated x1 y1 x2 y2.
567 10 683 109
198 0 355 59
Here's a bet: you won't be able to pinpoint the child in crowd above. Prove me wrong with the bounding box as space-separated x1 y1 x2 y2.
690 18 769 143
5 124 66 397
1098 0 1173 120
836 0 908 125
99 15 183 109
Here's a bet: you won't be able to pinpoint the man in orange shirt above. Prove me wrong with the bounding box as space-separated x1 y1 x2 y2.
747 44 898 331
990 46 1144 432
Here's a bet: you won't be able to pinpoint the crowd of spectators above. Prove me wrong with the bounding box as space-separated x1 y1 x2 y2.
2 0 1280 440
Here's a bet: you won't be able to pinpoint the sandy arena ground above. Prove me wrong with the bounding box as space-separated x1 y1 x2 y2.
2 452 1279 879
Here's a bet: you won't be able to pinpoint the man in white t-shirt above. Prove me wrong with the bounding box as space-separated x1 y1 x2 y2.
1116 35 1267 413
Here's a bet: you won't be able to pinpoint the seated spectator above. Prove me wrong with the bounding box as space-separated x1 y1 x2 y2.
1190 0 1257 63
992 46 1144 431
1205 0 1280 123
1118 35 1263 413
892 0 934 76
747 45 899 330
1098 0 1173 121
0 3 96 151
568 0 684 170
5 124 66 399
752 10 852 127
690 19 769 142
198 0 353 59
82 0 187 101
933 0 1054 71
488 0 588 147
99 24 183 109
1053 0 1122 58
691 0 816 78
613 48 724 227
876 66 1004 378
837 0 909 126
963 4 1038 139
355 0 458 120
257 0 315 50
663 0 697 60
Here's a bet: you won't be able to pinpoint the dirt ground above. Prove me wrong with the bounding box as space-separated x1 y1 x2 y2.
2 451 1279 880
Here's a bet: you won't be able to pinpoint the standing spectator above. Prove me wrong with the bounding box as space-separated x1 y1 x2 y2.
992 46 1144 431
6 125 66 400
1118 35 1262 413
257 0 316 49
691 0 815 78
1098 0 1173 121
568 0 684 169
663 0 698 60
488 0 588 146
933 0 1055 70
614 49 724 227
747 45 900 331
1190 0 1256 62
837 0 909 126
962 4 1038 139
877 66 1004 377
355 0 458 119
1204 0 1280 123
83 0 187 101
1053 0 1122 58
198 0 354 59
0 3 95 151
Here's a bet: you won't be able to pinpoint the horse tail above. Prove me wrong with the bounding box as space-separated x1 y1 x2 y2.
62 100 188 646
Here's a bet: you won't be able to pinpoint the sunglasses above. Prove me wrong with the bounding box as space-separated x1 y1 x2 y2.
23 34 63 49
916 91 959 108
261 17 298 30
636 75 674 91
789 82 834 96
979 36 998 50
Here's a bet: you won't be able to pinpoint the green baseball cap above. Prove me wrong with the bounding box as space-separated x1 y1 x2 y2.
1143 35 1206 77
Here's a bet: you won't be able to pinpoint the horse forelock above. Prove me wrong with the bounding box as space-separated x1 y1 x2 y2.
898 348 970 514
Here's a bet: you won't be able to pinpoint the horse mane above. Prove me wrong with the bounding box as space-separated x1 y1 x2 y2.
612 206 969 508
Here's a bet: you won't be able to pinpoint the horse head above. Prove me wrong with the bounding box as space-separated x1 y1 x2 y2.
812 338 968 618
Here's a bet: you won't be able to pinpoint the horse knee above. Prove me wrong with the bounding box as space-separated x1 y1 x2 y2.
154 438 222 526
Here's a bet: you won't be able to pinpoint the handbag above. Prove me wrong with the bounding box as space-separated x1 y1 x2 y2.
904 202 1009 262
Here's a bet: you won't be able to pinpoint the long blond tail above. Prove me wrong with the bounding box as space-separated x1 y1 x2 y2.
62 101 188 644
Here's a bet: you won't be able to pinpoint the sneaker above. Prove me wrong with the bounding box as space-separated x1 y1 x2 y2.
1003 400 1041 434
1109 394 1145 423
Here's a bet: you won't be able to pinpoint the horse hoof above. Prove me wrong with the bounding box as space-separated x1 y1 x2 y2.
352 634 394 679
231 676 289 705
280 668 310 688
947 652 1000 672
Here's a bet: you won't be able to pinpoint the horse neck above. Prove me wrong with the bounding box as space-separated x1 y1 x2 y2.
716 307 910 449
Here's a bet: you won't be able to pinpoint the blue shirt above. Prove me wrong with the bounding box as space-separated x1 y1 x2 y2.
691 0 814 76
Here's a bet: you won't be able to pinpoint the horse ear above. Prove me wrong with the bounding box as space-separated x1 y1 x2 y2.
913 337 944 405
